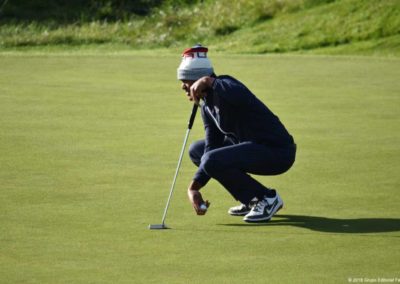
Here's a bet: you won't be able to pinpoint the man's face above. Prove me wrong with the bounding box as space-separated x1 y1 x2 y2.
181 80 195 101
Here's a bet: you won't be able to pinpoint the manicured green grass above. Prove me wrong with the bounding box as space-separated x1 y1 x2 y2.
0 52 399 283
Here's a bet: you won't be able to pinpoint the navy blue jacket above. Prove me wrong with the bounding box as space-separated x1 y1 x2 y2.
193 75 294 184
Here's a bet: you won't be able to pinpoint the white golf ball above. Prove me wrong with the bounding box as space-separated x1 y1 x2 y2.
200 204 207 211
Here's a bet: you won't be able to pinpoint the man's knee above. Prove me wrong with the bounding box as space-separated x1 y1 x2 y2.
189 140 204 166
201 152 225 177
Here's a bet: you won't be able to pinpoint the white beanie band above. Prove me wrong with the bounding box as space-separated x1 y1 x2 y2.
177 44 214 81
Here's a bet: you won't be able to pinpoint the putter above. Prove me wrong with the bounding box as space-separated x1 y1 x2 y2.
149 103 199 230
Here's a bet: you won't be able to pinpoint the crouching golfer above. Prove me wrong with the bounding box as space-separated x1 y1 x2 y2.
177 45 296 223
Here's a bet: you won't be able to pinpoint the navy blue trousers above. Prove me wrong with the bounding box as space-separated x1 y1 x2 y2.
189 139 296 204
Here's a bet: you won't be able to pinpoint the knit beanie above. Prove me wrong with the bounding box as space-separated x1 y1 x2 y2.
177 44 214 81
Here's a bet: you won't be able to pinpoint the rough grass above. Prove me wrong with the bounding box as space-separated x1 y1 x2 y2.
219 0 400 55
0 0 399 56
0 52 399 283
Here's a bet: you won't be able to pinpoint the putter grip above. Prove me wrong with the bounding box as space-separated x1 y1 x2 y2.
188 103 198 130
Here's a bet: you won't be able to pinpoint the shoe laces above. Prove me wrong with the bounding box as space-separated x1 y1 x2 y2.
253 198 267 213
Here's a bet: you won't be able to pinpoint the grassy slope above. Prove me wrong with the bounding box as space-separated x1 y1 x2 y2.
0 53 399 283
0 0 399 56
217 0 400 55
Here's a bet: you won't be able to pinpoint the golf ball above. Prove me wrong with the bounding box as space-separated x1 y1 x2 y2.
200 204 207 211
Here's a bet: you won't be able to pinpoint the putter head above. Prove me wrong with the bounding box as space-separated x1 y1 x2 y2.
148 224 169 230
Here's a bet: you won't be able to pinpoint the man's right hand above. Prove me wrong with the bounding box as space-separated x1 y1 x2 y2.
190 76 214 105
187 181 210 215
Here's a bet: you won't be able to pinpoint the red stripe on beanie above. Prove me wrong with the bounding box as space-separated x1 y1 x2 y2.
182 46 208 56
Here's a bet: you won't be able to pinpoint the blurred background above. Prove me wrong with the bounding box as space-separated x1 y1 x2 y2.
0 0 399 55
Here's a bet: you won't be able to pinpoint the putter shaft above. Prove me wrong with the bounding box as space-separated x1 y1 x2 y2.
160 128 191 226
149 104 199 230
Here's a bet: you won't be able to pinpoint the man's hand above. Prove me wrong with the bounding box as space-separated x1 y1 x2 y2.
188 189 210 215
187 180 210 215
190 76 215 105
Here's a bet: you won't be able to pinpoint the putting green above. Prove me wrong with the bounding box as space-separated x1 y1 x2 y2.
0 52 399 283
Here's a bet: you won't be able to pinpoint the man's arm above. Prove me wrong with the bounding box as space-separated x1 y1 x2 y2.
191 76 252 106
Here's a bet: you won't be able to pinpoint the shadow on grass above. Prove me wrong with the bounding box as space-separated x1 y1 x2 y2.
219 215 400 234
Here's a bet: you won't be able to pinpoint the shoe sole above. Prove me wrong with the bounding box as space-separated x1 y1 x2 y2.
243 204 283 223
228 210 251 216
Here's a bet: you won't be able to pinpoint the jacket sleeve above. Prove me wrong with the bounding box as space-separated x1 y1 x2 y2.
212 77 253 106
192 105 224 186
202 105 224 153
